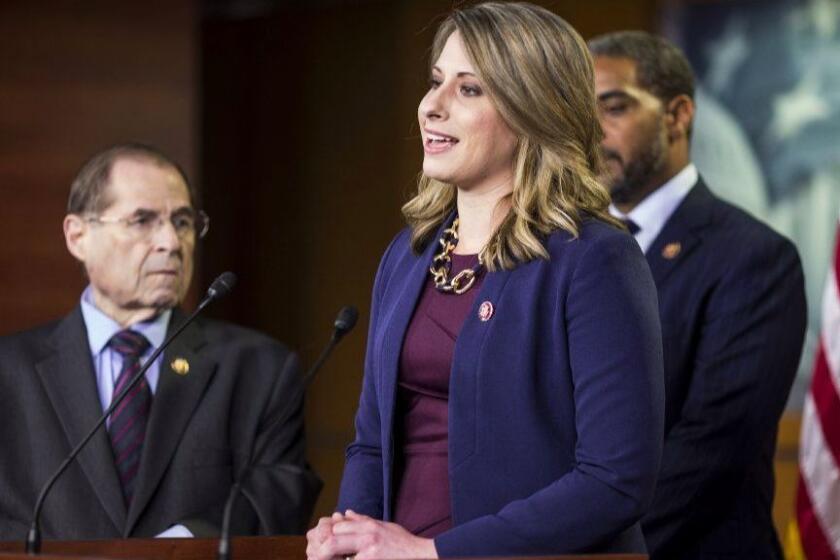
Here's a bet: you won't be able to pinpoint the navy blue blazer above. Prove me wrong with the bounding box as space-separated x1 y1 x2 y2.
338 218 665 556
640 180 807 559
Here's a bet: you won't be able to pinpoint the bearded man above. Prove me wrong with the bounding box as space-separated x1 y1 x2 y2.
590 32 806 560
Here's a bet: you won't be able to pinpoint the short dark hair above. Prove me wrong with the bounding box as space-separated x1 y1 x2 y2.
67 143 195 214
588 30 695 104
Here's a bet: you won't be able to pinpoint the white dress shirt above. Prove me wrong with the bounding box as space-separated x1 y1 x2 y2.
609 163 698 254
79 286 169 414
79 287 192 538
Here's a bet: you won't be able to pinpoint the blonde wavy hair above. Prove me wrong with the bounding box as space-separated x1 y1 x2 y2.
402 2 622 271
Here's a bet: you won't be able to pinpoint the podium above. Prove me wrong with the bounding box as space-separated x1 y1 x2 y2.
0 537 646 560
0 536 302 559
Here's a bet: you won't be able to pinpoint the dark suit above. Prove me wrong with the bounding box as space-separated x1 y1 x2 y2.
338 218 665 556
0 307 321 541
640 179 807 559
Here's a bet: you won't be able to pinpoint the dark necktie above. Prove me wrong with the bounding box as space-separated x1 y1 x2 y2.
107 329 152 506
622 218 641 235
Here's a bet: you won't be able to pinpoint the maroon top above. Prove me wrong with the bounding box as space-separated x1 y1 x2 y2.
392 253 483 538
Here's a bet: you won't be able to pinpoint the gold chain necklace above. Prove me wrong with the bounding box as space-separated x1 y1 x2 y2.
429 218 484 294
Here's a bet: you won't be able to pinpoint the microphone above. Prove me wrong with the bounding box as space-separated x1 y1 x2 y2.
304 305 358 387
217 305 358 560
206 271 237 302
25 272 237 555
333 305 358 341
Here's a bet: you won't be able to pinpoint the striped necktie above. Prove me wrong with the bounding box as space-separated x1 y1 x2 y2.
107 329 152 506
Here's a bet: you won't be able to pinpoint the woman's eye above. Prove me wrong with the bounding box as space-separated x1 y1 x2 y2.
461 84 482 97
429 77 442 89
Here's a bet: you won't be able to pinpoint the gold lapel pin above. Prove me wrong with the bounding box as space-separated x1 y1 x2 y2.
170 357 190 376
662 242 682 260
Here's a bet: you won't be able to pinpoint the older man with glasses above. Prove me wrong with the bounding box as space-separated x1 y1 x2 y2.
0 143 320 541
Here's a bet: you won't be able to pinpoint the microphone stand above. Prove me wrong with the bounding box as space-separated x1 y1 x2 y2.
216 306 358 560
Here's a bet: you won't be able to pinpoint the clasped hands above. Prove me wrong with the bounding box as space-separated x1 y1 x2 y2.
306 510 438 560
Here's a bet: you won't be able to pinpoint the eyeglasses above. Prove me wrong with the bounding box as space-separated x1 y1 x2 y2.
86 209 210 240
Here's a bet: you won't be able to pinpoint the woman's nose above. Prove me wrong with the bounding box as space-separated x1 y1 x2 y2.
419 86 448 121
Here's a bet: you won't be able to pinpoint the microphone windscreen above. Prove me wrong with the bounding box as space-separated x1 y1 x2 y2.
334 305 359 335
208 271 237 300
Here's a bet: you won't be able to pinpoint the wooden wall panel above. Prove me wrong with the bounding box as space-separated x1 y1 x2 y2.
0 1 197 335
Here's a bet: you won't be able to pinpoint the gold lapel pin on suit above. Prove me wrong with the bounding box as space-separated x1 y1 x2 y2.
662 242 682 260
170 357 190 376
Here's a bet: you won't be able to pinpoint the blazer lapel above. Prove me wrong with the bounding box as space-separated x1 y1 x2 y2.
448 259 512 475
375 225 449 520
125 310 215 534
378 232 439 450
34 308 127 534
645 180 715 288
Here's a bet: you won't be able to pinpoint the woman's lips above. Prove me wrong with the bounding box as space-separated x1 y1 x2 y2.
423 130 459 155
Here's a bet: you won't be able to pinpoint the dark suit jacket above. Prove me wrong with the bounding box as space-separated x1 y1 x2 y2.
0 307 321 541
338 218 665 556
640 179 807 559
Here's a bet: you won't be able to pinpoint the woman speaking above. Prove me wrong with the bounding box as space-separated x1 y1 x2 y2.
308 2 664 557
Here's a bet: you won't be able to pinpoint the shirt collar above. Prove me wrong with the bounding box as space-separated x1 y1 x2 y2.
610 163 698 253
80 286 171 356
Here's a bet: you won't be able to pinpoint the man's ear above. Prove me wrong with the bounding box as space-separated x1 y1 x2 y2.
665 94 694 142
64 214 88 262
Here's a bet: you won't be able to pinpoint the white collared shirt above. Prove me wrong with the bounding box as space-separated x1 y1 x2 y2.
610 163 698 254
79 286 170 417
79 287 193 538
